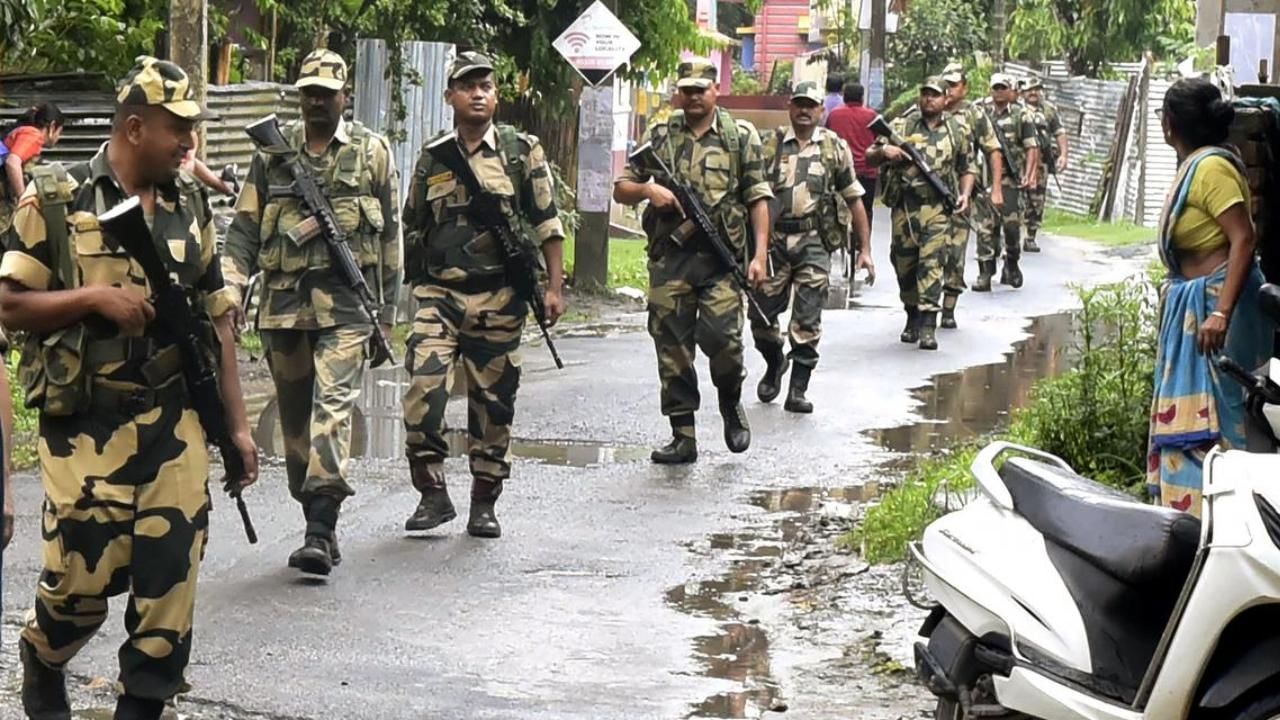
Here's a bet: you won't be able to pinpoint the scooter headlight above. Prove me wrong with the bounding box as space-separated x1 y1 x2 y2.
1254 493 1280 549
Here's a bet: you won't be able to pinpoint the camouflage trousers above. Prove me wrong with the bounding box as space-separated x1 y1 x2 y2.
649 248 745 435
262 325 372 504
750 231 830 369
403 283 525 484
890 205 951 313
943 219 971 297
1024 172 1049 239
23 390 211 701
976 177 1023 263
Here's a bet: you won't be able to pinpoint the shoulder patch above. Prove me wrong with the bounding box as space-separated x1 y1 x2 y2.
427 170 454 187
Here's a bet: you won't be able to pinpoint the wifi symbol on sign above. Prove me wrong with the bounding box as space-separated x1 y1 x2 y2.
563 31 591 52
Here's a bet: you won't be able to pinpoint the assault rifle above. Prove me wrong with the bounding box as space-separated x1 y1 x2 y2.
423 133 563 370
244 115 395 368
867 115 979 234
1032 121 1065 194
627 142 768 321
99 197 258 545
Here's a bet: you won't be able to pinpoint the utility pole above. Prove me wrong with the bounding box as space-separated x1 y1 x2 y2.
169 0 210 158
868 0 887 109
573 0 620 292
991 0 1007 65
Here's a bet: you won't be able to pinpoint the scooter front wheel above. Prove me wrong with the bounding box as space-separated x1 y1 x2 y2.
1229 691 1280 720
934 699 960 720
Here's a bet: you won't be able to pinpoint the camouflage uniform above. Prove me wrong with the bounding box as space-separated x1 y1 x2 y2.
1024 97 1065 245
400 53 563 531
754 123 862 371
974 89 1038 283
221 51 401 556
940 95 1000 304
619 63 772 447
2 58 233 709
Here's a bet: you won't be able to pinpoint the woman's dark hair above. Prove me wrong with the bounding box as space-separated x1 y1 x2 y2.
1163 78 1234 148
6 102 65 140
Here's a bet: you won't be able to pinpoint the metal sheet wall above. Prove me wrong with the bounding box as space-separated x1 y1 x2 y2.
354 39 455 201
205 83 301 177
1039 77 1130 218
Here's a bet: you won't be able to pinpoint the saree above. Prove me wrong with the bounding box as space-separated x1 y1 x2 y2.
1146 146 1271 515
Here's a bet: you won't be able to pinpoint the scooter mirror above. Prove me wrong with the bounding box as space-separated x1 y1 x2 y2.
1261 283 1280 325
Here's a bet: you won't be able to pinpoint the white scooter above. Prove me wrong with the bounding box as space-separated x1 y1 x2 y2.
910 284 1280 720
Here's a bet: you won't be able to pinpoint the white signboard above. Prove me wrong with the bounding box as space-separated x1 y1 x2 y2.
554 1 642 85
1225 13 1276 83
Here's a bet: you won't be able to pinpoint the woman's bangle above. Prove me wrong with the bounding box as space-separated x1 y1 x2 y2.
1211 310 1230 321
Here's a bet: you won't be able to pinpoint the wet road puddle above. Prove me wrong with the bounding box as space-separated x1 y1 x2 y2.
671 313 1077 716
869 312 1075 454
669 485 878 718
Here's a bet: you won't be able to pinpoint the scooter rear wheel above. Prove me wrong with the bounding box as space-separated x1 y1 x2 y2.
934 699 960 720
1230 692 1280 720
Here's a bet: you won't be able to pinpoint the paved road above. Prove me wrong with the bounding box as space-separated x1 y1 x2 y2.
0 226 1149 719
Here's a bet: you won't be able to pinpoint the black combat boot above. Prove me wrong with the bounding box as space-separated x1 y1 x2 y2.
289 496 339 576
1023 234 1041 253
900 306 921 344
972 261 995 292
918 312 939 351
20 638 71 720
467 480 503 539
114 695 164 720
720 391 751 453
652 415 698 464
941 294 959 329
755 341 789 404
404 460 457 532
1001 254 1024 289
784 364 814 414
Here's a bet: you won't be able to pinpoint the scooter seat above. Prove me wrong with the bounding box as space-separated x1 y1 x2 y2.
1000 457 1201 585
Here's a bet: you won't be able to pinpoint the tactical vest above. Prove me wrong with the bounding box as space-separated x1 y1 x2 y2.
404 124 533 281
18 163 213 417
768 126 851 253
256 121 386 276
645 108 751 254
880 115 965 211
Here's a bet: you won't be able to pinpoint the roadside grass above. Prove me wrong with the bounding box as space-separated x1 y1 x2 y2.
1041 209 1155 247
564 235 648 291
7 351 38 470
848 277 1157 563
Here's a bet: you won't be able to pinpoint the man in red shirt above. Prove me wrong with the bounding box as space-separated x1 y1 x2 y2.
826 83 879 233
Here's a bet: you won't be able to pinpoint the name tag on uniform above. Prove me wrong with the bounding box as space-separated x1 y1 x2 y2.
427 171 455 187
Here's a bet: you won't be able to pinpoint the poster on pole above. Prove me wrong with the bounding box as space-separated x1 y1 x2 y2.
553 1 642 86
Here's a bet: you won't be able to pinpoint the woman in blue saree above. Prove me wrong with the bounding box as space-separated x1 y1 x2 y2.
1148 79 1273 516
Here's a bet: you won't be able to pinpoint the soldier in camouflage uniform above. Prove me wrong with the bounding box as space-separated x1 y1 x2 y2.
973 73 1040 291
867 77 975 351
615 59 773 464
400 52 566 539
222 49 401 575
754 81 870 414
939 63 1004 329
0 57 257 720
1021 77 1069 252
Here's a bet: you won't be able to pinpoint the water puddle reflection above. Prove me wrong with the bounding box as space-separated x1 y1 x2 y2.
869 312 1075 454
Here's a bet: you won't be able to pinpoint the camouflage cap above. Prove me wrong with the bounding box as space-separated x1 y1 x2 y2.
116 56 218 121
676 58 718 89
920 76 947 95
790 80 824 105
942 62 965 84
990 73 1015 89
296 49 348 91
1022 76 1044 91
449 51 495 81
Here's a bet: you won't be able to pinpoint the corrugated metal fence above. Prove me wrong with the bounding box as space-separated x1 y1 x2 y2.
354 39 455 201
205 83 301 176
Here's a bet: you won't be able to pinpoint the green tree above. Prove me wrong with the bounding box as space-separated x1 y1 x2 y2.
4 0 166 77
887 0 989 99
0 0 37 55
1007 0 1195 75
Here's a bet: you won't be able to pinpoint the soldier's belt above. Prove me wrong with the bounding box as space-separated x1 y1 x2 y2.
86 340 183 385
88 375 188 418
774 216 820 234
426 273 508 295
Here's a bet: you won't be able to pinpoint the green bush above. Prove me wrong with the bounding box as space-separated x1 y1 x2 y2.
853 276 1158 561
7 350 38 470
732 68 764 96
